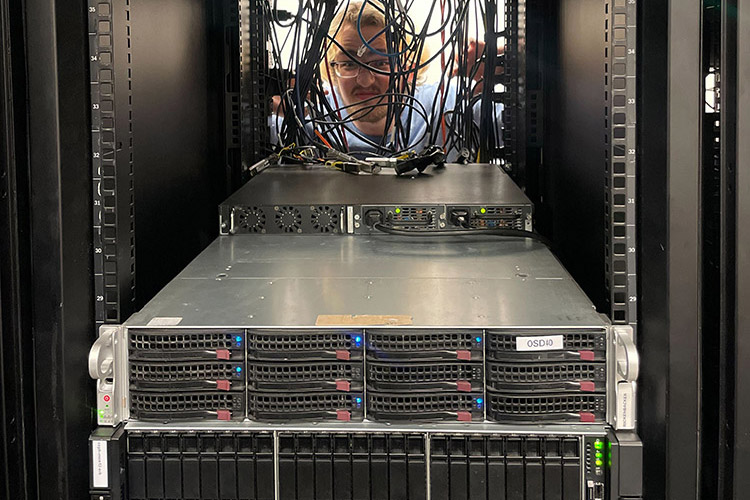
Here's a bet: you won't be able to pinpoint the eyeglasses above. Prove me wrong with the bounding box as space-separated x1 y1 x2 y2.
330 59 390 79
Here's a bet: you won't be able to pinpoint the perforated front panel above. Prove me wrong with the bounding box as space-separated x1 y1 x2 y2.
487 330 606 352
486 361 606 392
248 391 364 420
248 361 363 390
130 361 243 385
367 362 483 385
366 330 482 358
247 329 363 359
129 392 245 421
129 330 243 353
487 392 606 422
366 393 484 421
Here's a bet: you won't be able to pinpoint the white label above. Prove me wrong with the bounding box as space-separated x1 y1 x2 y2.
616 382 635 429
92 440 108 488
147 316 182 326
515 335 564 351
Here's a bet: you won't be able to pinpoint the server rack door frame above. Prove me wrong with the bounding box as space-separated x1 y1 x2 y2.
666 0 702 498
0 0 37 496
24 0 97 499
732 0 750 496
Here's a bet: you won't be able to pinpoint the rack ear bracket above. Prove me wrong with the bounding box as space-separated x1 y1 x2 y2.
89 325 123 426
613 325 638 430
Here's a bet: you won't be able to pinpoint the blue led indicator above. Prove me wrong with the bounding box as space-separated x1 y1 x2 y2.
235 336 242 342
356 397 362 403
476 398 483 404
355 336 362 343
236 366 242 373
475 336 482 343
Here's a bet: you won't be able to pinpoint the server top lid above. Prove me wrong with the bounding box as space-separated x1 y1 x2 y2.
220 163 532 208
124 234 606 329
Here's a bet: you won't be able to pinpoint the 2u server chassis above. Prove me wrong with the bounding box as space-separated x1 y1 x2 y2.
96 326 616 425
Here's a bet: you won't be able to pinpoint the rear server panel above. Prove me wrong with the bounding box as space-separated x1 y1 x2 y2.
229 205 344 234
219 164 534 235
226 203 531 234
124 327 609 424
121 430 608 500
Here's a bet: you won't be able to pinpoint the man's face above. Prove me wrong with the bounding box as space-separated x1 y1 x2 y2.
331 24 391 124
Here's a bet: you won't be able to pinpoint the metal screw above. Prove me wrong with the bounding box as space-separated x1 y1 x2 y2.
439 222 446 228
354 214 361 220
355 222 360 228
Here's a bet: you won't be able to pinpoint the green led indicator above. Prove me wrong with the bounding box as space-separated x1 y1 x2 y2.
596 452 603 459
594 440 604 450
596 459 603 467
395 208 401 214
480 207 486 214
98 410 105 417
608 441 612 449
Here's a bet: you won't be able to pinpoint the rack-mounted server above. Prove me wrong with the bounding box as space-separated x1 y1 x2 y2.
91 424 632 500
219 164 533 235
89 234 637 427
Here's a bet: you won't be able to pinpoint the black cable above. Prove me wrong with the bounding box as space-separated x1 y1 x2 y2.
371 223 553 247
265 0 505 160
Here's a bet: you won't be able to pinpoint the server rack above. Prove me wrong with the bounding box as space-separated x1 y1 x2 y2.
4 0 748 499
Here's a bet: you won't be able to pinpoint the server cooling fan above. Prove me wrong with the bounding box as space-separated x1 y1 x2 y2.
311 206 339 233
236 207 266 233
275 206 302 232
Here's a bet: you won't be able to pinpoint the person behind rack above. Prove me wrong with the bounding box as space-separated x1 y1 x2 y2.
270 0 504 162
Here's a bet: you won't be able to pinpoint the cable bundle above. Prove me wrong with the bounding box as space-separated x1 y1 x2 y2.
265 0 504 161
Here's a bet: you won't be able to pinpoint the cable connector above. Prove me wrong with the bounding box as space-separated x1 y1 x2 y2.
392 145 446 175
365 156 399 166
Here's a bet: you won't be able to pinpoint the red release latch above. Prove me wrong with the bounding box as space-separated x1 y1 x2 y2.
456 350 472 361
217 410 232 421
579 412 596 423
216 380 231 391
457 411 473 422
216 349 231 360
336 380 351 392
579 350 595 361
579 381 596 392
456 380 472 392
336 410 351 421
336 350 351 361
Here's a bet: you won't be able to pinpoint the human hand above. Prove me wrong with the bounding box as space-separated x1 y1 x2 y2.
452 39 504 94
269 87 328 117
270 95 285 116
